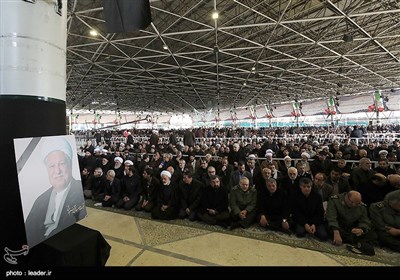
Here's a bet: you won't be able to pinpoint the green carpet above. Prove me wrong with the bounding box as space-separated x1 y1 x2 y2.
85 200 400 266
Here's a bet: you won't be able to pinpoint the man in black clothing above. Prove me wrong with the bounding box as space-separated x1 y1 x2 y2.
151 170 178 220
257 178 291 234
136 167 160 212
169 131 177 146
116 166 142 210
177 170 203 221
292 177 328 241
183 129 196 147
95 170 122 207
84 167 107 201
197 175 230 228
149 130 159 147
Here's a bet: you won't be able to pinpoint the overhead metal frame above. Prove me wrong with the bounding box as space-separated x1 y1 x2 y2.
66 0 400 115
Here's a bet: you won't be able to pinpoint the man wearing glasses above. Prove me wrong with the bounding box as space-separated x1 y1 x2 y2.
326 191 377 255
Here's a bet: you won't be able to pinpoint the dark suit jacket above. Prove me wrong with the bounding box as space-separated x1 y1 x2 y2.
198 185 229 214
25 179 87 248
177 179 203 211
229 170 253 189
291 189 325 226
183 130 195 147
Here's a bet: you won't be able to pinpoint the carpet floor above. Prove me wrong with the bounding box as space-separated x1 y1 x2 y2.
84 200 400 266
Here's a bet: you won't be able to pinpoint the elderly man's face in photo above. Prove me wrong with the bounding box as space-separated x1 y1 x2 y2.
45 151 72 192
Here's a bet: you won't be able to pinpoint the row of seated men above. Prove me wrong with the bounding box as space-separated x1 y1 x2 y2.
80 155 400 256
80 131 400 168
79 143 399 209
79 136 400 189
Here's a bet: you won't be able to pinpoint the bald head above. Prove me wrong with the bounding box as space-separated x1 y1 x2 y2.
388 174 400 188
346 191 362 207
372 173 387 186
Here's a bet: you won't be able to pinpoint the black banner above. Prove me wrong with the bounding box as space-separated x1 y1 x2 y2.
102 0 152 33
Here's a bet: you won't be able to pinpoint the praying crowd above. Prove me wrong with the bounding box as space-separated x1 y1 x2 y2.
75 126 400 256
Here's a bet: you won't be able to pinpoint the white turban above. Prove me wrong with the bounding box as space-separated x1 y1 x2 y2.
114 157 123 164
124 160 134 166
301 152 310 159
160 170 172 179
248 154 256 160
265 152 273 158
42 136 72 162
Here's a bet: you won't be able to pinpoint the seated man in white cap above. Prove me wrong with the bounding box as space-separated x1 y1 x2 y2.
299 152 311 173
378 149 388 160
151 170 178 220
279 155 293 175
25 136 87 248
264 150 274 164
123 159 134 176
111 156 125 179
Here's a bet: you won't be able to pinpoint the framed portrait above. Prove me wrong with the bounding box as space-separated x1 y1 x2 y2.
14 135 87 248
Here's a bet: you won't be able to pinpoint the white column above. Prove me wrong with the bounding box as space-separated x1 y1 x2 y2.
0 0 66 100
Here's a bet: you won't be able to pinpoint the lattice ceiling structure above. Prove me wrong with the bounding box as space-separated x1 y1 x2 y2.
66 0 400 115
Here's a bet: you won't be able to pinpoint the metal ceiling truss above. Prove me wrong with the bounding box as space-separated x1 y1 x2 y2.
66 0 400 115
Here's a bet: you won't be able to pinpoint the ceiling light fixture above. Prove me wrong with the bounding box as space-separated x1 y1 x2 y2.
163 45 168 50
89 30 98 36
212 11 219 19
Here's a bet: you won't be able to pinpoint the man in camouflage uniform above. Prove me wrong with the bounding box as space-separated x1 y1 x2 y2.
326 191 377 255
229 177 257 229
370 190 400 252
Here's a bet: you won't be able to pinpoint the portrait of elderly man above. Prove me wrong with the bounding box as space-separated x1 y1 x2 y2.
18 136 87 248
